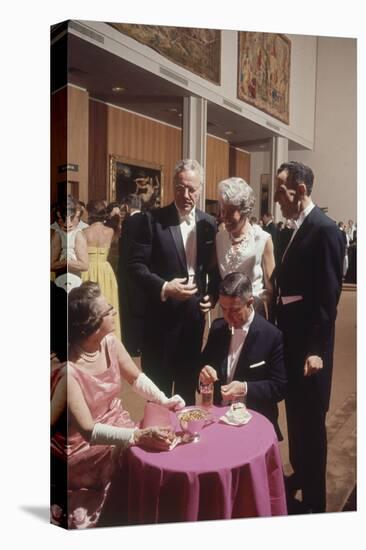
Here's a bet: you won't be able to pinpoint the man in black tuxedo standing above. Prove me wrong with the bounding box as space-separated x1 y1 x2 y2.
129 159 219 403
274 161 344 513
118 193 145 357
199 272 286 439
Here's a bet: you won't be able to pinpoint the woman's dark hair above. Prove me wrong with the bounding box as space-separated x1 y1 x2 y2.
68 282 104 344
86 199 107 224
57 195 77 223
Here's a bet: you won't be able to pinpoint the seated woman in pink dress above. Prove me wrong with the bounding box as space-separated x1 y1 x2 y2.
51 281 185 529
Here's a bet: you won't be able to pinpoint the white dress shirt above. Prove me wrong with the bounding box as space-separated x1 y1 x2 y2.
161 205 197 301
176 204 197 285
227 309 255 386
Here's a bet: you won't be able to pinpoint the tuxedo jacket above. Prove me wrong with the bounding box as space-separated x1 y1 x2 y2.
118 212 145 355
201 313 287 437
275 206 344 410
128 202 220 374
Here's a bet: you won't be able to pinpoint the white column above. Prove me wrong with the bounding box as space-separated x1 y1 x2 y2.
182 97 207 211
270 137 288 222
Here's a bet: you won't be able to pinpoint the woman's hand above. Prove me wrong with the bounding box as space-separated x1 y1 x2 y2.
133 426 175 451
162 394 186 411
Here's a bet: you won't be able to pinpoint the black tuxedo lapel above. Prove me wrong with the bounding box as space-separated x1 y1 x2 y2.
169 224 187 273
235 315 260 372
166 204 187 274
218 324 231 383
280 209 315 270
195 210 207 291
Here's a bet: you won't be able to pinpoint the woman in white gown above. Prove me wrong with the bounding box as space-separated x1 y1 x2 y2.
216 177 275 317
51 196 89 292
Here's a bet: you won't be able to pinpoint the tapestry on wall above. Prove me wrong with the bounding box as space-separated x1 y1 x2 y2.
237 32 291 124
109 23 221 84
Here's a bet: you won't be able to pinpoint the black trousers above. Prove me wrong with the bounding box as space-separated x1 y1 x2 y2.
285 379 327 513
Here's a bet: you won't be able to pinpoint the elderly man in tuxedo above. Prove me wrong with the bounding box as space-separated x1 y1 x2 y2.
274 161 344 513
199 272 286 439
129 159 219 403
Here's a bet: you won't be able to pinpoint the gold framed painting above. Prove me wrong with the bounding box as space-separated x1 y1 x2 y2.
109 155 163 212
237 32 291 124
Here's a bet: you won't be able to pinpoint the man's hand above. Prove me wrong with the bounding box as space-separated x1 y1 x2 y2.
164 278 197 301
199 365 218 384
199 294 213 314
221 381 246 401
304 355 323 377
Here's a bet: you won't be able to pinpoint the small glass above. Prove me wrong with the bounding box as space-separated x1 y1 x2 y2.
200 381 214 408
231 392 246 409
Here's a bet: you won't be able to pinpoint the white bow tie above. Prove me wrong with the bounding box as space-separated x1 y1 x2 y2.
180 211 195 225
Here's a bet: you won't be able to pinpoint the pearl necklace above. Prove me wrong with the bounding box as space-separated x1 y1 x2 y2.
75 345 100 363
229 231 249 246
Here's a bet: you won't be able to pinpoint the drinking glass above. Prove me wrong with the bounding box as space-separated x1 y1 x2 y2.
200 381 214 408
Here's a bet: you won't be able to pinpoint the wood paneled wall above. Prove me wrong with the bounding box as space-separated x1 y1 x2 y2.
51 85 89 204
67 86 89 201
229 147 251 184
51 87 67 204
52 95 251 208
89 101 182 206
206 135 230 200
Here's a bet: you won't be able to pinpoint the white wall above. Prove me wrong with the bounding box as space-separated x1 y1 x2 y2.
289 37 357 223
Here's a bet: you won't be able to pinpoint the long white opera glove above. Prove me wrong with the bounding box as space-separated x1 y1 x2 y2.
132 373 186 411
90 422 137 447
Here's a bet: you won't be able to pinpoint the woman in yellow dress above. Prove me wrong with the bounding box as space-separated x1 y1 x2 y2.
82 200 121 340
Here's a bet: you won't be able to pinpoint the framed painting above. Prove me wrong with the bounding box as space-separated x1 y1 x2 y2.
109 155 163 212
237 32 291 124
109 23 221 84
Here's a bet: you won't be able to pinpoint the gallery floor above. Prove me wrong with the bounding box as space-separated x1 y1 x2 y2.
121 286 357 515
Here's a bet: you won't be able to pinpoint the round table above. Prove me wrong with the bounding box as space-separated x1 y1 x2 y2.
124 406 287 524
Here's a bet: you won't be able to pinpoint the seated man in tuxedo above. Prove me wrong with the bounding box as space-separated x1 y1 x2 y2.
199 272 286 438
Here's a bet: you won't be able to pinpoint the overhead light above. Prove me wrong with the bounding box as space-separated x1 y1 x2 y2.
178 113 183 118
112 86 125 93
224 130 235 136
167 107 178 113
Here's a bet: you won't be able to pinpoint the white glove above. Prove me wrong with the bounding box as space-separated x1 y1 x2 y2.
132 373 186 411
90 422 137 447
163 395 186 411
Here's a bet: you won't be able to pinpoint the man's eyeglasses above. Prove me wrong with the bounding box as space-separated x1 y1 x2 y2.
175 184 200 196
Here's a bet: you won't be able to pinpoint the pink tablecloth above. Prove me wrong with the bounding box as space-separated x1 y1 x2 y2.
125 406 287 524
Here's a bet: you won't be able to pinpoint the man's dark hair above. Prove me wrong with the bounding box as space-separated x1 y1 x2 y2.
277 161 314 195
124 193 142 210
219 272 253 302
